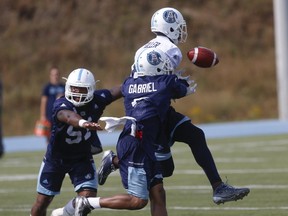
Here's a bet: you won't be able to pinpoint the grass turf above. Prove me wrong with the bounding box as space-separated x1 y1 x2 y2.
1 133 288 216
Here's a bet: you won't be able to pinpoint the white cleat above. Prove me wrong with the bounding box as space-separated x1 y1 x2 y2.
51 207 64 216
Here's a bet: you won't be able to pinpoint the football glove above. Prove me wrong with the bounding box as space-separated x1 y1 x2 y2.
186 79 197 96
175 69 190 81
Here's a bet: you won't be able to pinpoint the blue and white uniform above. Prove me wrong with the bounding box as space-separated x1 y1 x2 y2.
117 74 187 199
130 35 188 176
133 35 182 72
132 35 222 184
36 90 113 196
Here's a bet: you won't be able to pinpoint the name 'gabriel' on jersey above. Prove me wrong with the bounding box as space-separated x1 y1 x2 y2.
122 74 187 122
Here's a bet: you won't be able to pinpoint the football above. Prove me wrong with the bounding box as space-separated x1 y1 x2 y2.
187 46 219 68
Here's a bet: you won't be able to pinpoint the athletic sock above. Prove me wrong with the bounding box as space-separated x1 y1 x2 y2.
87 197 101 209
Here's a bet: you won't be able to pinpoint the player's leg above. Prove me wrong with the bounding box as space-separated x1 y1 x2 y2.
54 193 147 216
51 191 96 216
149 181 167 216
75 130 151 215
31 159 65 216
148 139 172 215
74 193 149 216
31 193 54 216
51 156 98 216
169 108 250 204
166 107 223 185
61 191 96 216
173 120 223 186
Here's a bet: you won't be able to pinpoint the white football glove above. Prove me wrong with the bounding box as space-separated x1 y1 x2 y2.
186 79 197 96
175 69 197 95
175 69 190 81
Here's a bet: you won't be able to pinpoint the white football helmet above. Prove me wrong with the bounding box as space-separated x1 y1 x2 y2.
63 68 96 107
134 48 174 78
151 7 187 44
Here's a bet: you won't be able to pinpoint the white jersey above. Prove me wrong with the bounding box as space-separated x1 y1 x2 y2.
132 35 183 72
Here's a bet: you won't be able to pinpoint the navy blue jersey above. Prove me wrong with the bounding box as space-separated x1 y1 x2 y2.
42 83 65 122
45 89 113 160
122 74 187 122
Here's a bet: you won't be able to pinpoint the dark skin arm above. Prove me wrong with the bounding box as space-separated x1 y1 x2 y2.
57 110 102 130
56 85 122 130
109 85 123 101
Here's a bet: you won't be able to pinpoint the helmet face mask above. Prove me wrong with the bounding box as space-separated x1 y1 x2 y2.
134 49 174 78
151 7 187 44
64 68 96 107
178 23 187 43
67 86 88 105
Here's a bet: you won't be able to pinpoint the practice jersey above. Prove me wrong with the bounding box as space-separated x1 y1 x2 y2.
121 74 187 122
132 35 182 72
45 89 113 160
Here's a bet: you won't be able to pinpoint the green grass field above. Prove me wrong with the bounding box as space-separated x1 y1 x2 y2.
1 134 288 216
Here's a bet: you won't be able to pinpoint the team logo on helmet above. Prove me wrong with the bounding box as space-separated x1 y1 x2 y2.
163 10 177 23
147 51 162 66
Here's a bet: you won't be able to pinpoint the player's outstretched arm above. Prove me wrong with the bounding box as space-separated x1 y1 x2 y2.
109 85 123 101
57 110 102 130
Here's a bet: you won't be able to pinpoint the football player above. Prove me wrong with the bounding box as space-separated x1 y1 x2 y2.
30 68 122 216
52 48 196 216
98 7 250 210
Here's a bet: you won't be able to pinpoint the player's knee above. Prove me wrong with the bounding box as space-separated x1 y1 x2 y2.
175 121 206 144
162 162 174 177
150 183 166 202
129 196 148 209
158 157 174 178
187 124 206 144
196 127 205 138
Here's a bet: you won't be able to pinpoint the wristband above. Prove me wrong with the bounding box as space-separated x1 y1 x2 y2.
78 119 88 128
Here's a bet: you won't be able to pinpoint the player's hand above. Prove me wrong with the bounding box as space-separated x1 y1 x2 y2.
186 80 197 96
175 69 190 81
82 122 103 131
176 70 197 95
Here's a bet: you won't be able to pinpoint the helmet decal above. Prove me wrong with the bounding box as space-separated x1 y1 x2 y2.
163 10 177 24
151 7 187 44
147 51 162 66
133 48 173 78
77 68 84 81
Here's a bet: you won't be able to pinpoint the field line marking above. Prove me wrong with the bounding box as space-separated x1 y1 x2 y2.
170 206 288 211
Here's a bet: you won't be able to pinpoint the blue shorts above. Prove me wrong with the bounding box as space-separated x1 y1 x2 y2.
117 119 163 200
36 156 97 196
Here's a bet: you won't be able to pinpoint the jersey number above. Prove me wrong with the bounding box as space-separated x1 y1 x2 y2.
65 117 92 144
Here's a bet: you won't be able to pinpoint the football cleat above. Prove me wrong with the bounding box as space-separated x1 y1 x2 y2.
74 196 93 216
213 182 250 205
50 207 64 216
50 207 73 216
98 150 117 185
